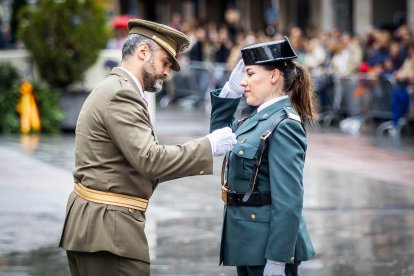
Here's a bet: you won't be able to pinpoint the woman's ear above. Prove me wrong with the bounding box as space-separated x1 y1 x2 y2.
271 69 281 84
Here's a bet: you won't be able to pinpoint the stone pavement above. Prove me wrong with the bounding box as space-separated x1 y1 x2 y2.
0 106 414 276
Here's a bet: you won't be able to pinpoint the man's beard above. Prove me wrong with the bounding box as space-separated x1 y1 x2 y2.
142 58 165 93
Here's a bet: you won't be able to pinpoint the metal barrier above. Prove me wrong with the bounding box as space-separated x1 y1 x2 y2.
369 78 393 120
315 72 413 135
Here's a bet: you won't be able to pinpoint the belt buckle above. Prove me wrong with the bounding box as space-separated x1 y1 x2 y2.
221 186 229 205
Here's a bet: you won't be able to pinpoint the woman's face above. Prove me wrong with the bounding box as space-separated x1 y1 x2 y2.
240 65 278 106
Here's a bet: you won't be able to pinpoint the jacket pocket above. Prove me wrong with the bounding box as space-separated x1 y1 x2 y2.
106 204 145 222
231 142 259 179
234 205 271 223
231 142 258 159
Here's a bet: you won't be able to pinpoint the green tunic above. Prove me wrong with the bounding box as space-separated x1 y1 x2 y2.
210 90 315 266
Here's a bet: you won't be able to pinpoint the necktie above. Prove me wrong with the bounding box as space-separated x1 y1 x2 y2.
142 97 148 106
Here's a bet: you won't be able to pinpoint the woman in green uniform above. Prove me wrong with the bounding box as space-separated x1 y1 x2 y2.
210 38 315 276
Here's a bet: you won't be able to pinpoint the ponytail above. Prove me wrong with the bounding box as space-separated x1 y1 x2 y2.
265 60 315 125
289 62 315 125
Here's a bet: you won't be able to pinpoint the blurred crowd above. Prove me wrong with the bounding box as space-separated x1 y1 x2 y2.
158 15 414 131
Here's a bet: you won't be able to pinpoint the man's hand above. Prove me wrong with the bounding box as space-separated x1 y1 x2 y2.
207 127 237 156
220 59 245 98
263 259 286 276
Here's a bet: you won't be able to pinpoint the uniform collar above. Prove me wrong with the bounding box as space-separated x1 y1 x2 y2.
110 67 147 105
255 97 292 120
117 67 146 100
257 95 289 113
236 97 293 135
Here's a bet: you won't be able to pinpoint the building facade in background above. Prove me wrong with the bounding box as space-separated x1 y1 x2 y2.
111 0 413 37
0 0 412 46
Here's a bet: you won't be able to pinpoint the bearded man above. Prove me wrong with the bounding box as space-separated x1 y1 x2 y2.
59 19 236 276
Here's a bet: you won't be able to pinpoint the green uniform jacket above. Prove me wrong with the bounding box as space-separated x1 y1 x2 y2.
59 67 213 263
210 90 315 266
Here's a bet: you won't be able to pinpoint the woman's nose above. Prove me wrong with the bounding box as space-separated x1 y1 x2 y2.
240 75 247 87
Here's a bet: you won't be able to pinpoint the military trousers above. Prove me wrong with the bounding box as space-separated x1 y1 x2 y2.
236 262 300 276
66 250 150 276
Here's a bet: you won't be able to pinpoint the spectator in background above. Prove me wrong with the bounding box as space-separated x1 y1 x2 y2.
107 15 134 50
303 37 332 114
169 12 182 31
189 26 208 62
213 26 231 63
389 40 406 71
367 31 390 75
302 38 327 70
226 31 246 68
331 33 363 116
379 41 406 80
107 28 129 49
395 42 414 84
390 42 414 130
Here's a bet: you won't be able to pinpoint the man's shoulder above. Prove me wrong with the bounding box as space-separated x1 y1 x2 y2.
93 73 135 96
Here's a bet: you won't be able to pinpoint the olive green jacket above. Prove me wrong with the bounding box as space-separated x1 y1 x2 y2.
59 67 213 262
210 90 315 266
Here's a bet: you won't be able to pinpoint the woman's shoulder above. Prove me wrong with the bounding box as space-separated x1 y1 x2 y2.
271 107 306 136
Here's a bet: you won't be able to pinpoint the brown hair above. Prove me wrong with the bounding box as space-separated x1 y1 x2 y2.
264 60 315 125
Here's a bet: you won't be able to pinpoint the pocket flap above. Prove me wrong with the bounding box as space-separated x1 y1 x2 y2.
106 204 145 222
231 142 258 159
235 205 271 223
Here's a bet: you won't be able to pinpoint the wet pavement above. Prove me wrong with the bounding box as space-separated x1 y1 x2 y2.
0 106 414 276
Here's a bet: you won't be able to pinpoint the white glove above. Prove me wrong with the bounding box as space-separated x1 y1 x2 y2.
263 259 286 276
206 127 237 156
219 59 245 98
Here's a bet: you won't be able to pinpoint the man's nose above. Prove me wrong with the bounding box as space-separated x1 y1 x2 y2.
163 68 170 78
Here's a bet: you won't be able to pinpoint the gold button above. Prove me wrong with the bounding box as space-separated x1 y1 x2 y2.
128 208 134 213
200 170 204 175
290 256 295 262
250 214 256 220
239 150 244 155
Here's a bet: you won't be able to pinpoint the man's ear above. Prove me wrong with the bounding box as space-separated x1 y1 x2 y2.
136 43 150 61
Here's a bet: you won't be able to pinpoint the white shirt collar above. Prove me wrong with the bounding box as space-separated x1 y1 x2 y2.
118 67 145 100
257 95 289 112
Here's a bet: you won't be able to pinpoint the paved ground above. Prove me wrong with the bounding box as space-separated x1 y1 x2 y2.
0 106 414 276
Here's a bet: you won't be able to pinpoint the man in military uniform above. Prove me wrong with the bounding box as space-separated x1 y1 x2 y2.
59 19 236 276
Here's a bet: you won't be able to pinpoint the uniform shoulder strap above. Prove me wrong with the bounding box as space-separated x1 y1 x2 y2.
283 107 301 122
243 114 287 202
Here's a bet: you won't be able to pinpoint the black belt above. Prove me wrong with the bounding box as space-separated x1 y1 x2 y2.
222 187 271 206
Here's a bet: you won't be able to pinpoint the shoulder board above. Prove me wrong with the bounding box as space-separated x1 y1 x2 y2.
282 107 301 122
287 112 301 122
119 76 132 88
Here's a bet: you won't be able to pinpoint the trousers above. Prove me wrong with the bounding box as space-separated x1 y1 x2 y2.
236 262 300 276
66 250 150 276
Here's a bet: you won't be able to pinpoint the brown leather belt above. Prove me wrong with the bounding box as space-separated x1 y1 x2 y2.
74 183 149 212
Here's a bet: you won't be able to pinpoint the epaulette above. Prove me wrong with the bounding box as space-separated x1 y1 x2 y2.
120 77 132 88
283 107 301 122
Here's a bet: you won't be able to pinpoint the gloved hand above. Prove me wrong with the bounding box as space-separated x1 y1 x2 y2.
219 59 245 98
206 127 237 156
263 259 286 276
